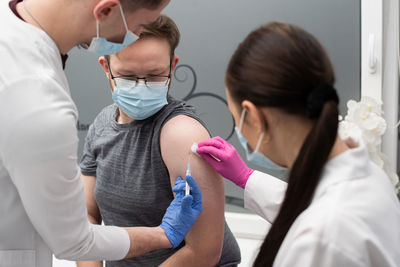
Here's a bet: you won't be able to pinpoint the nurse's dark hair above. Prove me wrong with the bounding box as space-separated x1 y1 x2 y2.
120 0 164 12
226 22 338 267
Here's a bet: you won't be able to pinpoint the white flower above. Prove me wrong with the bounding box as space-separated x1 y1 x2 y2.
345 100 358 122
358 112 386 134
340 97 398 188
338 121 362 142
360 96 383 116
342 97 386 147
345 96 384 123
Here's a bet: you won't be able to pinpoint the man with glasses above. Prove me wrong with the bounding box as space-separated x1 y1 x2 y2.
78 15 241 267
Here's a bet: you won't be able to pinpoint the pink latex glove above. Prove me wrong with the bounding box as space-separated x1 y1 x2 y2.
196 136 254 188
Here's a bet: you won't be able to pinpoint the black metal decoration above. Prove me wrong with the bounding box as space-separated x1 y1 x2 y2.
174 64 235 140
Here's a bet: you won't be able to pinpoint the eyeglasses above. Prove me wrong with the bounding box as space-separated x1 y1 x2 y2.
106 57 172 89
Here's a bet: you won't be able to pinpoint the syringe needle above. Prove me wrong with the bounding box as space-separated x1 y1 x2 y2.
185 154 191 196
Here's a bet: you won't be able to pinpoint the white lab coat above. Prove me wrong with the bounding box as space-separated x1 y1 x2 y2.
0 2 130 267
244 145 400 267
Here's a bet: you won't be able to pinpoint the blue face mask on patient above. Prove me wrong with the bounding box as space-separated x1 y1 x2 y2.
112 80 168 120
87 5 138 56
235 109 288 174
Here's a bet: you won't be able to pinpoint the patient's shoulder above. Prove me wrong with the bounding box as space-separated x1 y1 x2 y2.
161 114 209 139
160 115 210 175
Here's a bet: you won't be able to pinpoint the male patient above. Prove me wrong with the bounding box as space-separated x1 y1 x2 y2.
77 15 240 267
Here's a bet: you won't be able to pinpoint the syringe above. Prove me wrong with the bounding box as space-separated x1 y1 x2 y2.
185 162 191 196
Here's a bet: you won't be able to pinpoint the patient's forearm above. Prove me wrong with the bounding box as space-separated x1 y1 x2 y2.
160 245 219 267
76 261 102 267
123 226 171 258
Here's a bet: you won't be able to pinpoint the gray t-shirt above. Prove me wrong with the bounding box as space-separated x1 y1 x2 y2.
80 97 241 267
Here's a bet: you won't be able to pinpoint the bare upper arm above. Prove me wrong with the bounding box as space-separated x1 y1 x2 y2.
80 174 102 225
160 115 225 257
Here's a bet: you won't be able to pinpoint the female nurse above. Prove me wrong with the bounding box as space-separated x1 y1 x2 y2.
196 22 400 267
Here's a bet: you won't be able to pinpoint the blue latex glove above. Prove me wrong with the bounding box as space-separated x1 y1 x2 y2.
160 175 203 248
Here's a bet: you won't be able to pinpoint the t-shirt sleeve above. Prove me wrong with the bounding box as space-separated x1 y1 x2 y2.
80 123 98 176
0 76 129 261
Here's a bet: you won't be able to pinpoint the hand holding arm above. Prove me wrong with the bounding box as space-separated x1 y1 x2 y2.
197 136 253 188
159 176 203 249
122 176 202 258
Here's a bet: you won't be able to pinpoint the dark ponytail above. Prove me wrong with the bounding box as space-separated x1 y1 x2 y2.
225 22 339 267
253 99 338 266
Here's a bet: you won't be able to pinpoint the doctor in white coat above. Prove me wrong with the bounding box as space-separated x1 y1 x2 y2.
196 22 400 267
0 0 203 266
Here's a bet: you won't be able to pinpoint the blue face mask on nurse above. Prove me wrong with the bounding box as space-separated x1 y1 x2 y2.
235 109 288 175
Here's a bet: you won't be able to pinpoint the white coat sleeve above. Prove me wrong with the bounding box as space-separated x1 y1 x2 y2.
244 170 287 223
0 77 130 261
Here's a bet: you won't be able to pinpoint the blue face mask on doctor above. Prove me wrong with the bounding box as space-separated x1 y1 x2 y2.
235 109 288 174
87 5 139 56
